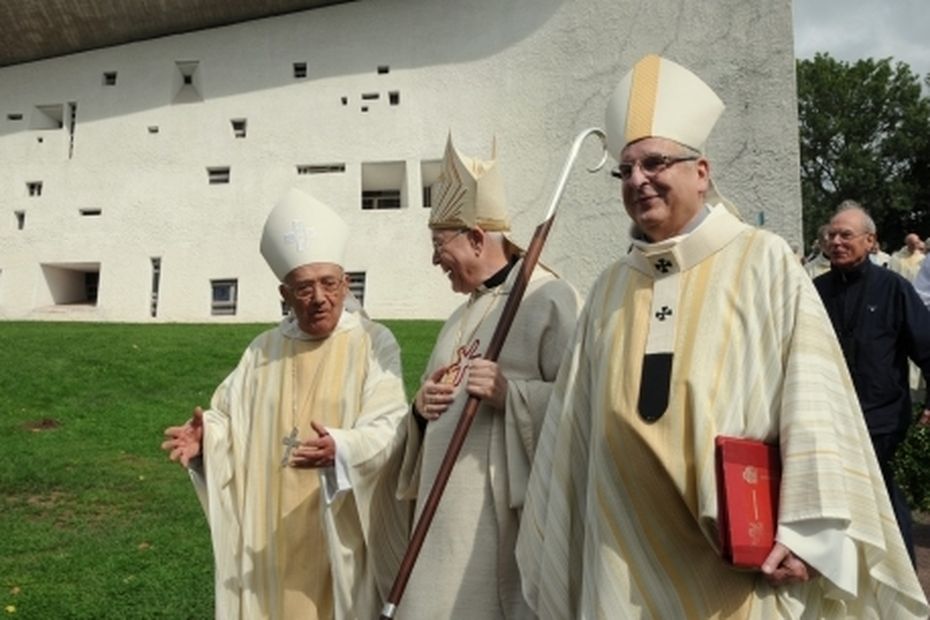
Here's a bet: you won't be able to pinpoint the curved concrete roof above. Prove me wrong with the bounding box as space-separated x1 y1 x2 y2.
0 0 347 67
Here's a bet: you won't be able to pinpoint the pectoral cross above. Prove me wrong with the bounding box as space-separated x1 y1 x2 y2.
281 426 301 466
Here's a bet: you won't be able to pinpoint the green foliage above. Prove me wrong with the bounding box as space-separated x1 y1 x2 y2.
893 408 930 512
797 53 930 249
0 320 439 618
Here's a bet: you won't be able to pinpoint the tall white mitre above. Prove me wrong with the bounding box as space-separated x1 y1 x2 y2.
429 134 510 232
260 188 349 281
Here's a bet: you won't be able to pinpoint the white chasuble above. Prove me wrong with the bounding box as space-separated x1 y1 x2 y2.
517 205 928 619
397 261 579 619
190 311 409 619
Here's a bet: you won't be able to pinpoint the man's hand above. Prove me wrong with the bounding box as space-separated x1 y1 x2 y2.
414 366 456 421
465 359 507 410
290 421 336 468
161 406 205 468
760 542 816 586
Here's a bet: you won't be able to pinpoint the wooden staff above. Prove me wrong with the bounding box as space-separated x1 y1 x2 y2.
379 127 607 619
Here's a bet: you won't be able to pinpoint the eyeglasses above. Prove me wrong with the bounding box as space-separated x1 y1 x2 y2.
286 276 343 299
431 229 467 253
610 154 699 181
826 230 869 242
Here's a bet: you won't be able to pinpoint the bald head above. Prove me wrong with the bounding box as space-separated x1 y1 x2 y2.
905 233 921 252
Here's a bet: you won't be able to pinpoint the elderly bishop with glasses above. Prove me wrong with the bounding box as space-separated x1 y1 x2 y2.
161 189 409 619
516 55 927 618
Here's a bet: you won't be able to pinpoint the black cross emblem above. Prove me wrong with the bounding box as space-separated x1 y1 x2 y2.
655 306 673 321
655 258 672 273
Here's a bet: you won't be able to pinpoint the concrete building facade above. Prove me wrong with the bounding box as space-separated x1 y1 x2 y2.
0 0 802 322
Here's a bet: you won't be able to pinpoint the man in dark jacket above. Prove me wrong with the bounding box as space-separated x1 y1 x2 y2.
813 200 930 563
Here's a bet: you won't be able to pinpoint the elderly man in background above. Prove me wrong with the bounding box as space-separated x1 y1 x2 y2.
161 189 408 619
813 201 930 565
889 232 926 282
517 54 927 619
804 223 832 278
396 135 579 618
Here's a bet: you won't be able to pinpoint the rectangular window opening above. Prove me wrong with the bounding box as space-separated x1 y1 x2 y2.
79 208 102 217
293 62 307 78
231 118 247 138
361 106 369 113
15 211 25 230
340 96 348 106
148 125 159 134
420 159 442 208
7 113 23 121
207 167 230 184
377 65 390 75
362 161 406 210
211 279 238 316
103 71 117 86
296 163 346 175
27 181 43 197
361 92 380 101
346 271 367 308
150 257 161 318
389 91 400 106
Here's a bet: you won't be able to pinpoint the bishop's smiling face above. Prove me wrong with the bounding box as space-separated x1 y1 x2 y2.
619 137 709 242
430 228 483 294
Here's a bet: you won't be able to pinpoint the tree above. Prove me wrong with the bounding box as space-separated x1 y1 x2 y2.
797 53 930 251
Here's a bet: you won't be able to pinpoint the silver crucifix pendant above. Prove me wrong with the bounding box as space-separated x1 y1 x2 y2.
281 426 301 466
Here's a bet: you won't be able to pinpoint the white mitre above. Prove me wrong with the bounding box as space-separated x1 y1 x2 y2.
429 134 510 231
605 54 724 157
260 188 348 281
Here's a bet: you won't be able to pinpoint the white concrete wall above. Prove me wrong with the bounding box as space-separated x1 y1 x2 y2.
0 0 801 322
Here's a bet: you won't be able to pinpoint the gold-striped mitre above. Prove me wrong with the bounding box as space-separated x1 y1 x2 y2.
429 134 510 231
605 54 725 159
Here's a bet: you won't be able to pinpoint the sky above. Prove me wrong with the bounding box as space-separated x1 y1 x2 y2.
793 0 930 86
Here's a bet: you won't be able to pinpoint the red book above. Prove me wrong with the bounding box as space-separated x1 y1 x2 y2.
715 436 781 568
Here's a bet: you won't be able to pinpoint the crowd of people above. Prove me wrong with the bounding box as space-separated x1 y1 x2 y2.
161 55 930 619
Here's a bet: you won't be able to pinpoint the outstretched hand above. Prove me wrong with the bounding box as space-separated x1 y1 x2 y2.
161 406 204 468
290 420 336 468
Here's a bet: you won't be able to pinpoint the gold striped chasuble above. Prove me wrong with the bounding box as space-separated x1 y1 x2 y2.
517 206 927 619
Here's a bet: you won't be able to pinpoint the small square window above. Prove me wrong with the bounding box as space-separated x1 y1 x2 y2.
211 279 238 315
340 96 348 106
183 74 193 85
27 181 42 197
231 118 247 138
389 91 400 106
377 65 390 75
148 125 159 134
293 62 307 78
103 71 117 86
207 167 230 184
15 211 25 230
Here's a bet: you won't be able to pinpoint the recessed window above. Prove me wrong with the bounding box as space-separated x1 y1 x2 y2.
103 71 117 86
30 104 64 130
420 159 441 208
361 92 379 101
148 126 159 134
296 163 346 175
79 208 102 217
231 118 247 138
377 65 390 75
7 113 23 121
293 62 307 78
15 211 25 230
340 96 348 106
389 91 400 106
361 106 369 113
207 167 230 184
40 263 100 306
211 279 238 315
362 161 406 210
346 271 367 307
27 181 42 197
174 61 202 103
150 257 161 318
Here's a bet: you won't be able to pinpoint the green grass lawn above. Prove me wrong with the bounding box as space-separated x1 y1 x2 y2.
0 320 440 619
